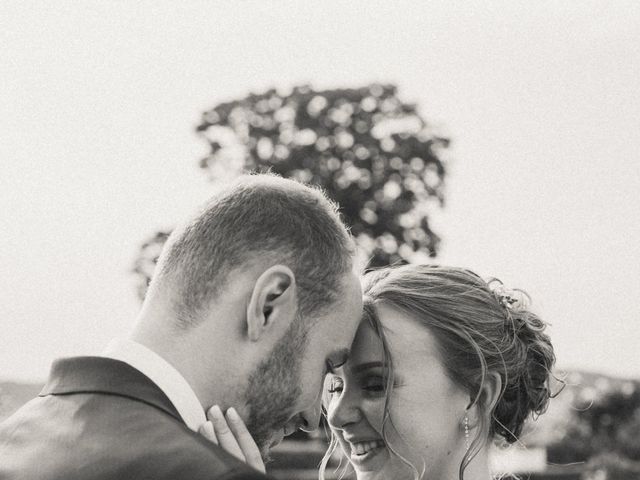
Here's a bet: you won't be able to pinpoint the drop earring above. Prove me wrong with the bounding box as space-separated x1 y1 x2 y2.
463 415 470 450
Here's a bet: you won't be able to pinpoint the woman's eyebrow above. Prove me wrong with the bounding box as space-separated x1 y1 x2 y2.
350 361 389 373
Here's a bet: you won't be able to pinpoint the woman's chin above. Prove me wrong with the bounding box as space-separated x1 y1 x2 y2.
350 450 418 480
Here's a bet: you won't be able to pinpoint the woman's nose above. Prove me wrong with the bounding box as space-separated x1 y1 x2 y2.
327 390 362 429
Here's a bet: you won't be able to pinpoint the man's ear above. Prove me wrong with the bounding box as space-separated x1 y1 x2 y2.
467 372 503 429
246 265 297 342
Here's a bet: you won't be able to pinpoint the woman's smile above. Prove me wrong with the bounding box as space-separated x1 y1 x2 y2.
338 432 390 471
347 439 386 465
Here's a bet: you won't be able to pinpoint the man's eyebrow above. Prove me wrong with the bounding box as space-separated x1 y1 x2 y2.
350 361 389 374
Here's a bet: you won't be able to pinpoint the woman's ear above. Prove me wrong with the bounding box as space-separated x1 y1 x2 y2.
466 372 503 430
483 372 503 415
246 265 297 342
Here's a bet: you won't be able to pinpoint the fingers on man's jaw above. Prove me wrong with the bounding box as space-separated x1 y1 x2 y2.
207 405 232 435
223 407 266 473
199 421 218 444
204 404 265 473
207 405 246 461
225 407 248 432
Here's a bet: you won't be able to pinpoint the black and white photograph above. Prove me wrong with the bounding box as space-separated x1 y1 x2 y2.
1 2 639 479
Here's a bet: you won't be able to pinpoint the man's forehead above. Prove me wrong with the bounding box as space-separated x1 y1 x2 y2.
330 346 350 361
326 346 351 373
348 269 364 296
324 273 362 326
342 272 364 320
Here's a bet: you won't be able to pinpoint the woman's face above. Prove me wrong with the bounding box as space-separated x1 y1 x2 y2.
326 303 470 480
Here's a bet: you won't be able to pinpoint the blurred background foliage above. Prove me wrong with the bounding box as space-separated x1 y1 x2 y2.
544 372 640 479
132 83 449 300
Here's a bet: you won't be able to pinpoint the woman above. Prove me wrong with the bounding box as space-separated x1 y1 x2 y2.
203 264 558 480
320 264 558 480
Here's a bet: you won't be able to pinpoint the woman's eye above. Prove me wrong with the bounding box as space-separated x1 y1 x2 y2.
362 377 386 393
364 384 385 392
327 379 344 394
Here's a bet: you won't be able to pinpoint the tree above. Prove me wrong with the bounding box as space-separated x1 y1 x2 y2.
133 84 449 300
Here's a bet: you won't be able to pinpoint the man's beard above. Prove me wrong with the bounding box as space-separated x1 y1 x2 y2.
243 316 309 461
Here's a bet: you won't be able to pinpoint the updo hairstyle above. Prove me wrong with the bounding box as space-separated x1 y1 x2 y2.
360 264 558 479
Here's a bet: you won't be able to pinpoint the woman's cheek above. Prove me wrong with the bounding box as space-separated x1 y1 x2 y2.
384 394 423 447
361 396 388 433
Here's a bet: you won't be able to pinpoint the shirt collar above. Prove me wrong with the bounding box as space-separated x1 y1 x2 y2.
101 338 206 432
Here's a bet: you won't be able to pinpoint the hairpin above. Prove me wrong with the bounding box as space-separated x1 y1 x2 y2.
490 283 529 312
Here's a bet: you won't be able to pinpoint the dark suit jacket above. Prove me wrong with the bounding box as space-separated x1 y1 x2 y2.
0 357 274 480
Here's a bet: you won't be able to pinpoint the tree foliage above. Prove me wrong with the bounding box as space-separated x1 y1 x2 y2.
133 84 449 300
582 453 640 480
547 379 640 466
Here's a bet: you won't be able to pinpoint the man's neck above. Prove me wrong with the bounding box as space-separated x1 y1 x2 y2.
102 337 207 431
130 318 246 416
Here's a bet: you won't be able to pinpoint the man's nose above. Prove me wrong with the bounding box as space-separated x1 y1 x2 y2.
298 396 322 432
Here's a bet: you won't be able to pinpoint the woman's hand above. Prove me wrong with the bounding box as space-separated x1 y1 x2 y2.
198 405 266 474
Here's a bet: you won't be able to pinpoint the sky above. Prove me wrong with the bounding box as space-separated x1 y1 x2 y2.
1 1 639 382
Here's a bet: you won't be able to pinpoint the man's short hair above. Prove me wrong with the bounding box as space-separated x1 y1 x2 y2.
153 173 355 326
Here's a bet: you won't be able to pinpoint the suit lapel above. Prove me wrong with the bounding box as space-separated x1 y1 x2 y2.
40 356 182 422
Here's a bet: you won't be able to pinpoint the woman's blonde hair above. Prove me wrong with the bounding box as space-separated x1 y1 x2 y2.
320 264 559 480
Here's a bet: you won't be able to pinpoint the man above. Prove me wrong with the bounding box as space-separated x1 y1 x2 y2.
0 174 363 479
